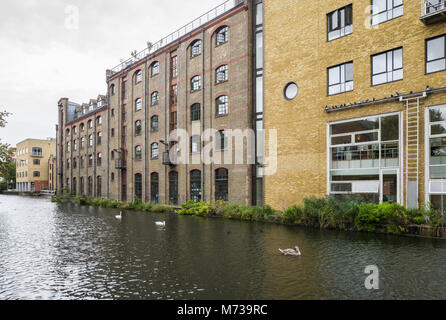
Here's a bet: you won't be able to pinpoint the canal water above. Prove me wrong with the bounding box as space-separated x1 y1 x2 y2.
0 195 445 300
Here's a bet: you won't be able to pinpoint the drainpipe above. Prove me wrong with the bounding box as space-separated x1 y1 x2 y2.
144 58 149 202
201 28 206 202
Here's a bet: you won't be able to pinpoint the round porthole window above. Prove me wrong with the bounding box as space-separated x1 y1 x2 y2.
284 82 298 100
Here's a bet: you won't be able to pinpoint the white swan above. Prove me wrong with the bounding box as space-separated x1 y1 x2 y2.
155 221 166 227
115 212 122 220
279 246 301 256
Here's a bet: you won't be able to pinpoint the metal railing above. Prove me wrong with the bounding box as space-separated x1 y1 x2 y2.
108 0 245 76
422 0 446 16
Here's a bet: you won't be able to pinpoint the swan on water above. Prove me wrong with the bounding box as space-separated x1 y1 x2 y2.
279 246 301 256
115 212 122 220
155 221 166 227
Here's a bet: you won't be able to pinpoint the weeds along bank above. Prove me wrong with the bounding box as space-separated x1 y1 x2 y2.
51 195 446 238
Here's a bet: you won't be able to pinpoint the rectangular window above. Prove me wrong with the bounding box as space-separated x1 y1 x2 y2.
372 0 403 25
170 85 177 105
170 111 177 132
33 171 40 177
426 34 446 74
327 4 353 41
171 55 178 78
216 130 228 151
329 114 400 203
328 62 353 95
372 47 403 86
191 136 201 154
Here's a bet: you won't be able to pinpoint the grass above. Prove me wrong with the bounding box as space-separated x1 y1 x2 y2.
53 194 446 236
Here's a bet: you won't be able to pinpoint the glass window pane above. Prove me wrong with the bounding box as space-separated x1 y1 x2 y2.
329 84 340 95
355 132 379 143
373 0 387 13
373 73 387 86
373 53 387 74
328 66 340 85
431 124 446 135
381 115 399 141
393 69 403 81
256 77 263 113
430 107 446 122
427 59 446 74
331 10 338 30
256 3 263 25
331 117 379 135
332 135 352 145
256 32 263 69
393 49 402 69
345 63 353 81
427 37 445 61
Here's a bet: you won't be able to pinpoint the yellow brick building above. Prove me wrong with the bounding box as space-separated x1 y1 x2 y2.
16 138 56 192
263 0 446 210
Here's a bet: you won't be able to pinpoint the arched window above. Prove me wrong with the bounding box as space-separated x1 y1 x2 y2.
135 146 142 160
88 154 93 167
111 172 115 182
216 95 229 116
88 120 93 128
169 171 179 205
89 135 93 146
135 70 143 84
73 157 77 168
191 40 202 58
97 176 102 197
111 151 115 160
215 168 228 201
97 153 102 166
80 123 84 131
110 84 115 95
191 75 201 92
216 65 228 83
151 116 159 132
216 26 229 46
190 170 201 202
151 61 159 77
81 156 85 168
191 103 201 121
135 173 142 199
97 116 102 125
151 172 159 203
135 98 142 111
151 92 159 106
81 137 85 149
88 176 93 196
151 143 159 159
135 120 142 135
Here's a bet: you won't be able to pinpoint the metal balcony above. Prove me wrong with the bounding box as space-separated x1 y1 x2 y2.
162 151 177 166
115 158 127 170
31 152 43 158
420 0 446 24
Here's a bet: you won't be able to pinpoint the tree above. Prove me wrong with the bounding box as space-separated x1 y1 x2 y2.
0 110 11 127
0 111 13 189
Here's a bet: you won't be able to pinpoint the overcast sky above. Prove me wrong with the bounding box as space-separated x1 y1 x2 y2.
0 0 225 146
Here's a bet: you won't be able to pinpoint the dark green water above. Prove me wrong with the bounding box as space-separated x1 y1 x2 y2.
0 195 445 300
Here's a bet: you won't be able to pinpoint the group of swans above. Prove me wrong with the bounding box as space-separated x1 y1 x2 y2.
115 212 165 227
115 212 297 255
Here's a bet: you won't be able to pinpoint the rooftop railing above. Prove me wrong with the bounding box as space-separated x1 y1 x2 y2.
108 0 245 77
421 0 446 23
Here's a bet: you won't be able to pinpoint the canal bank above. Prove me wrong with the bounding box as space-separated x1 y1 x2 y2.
51 195 446 240
1 194 446 299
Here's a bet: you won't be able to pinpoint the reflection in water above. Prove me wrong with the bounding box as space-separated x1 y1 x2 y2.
0 195 445 300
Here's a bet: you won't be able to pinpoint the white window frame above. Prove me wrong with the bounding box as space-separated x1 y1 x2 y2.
327 111 403 204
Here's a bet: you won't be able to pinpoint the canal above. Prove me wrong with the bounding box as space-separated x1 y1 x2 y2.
0 195 445 300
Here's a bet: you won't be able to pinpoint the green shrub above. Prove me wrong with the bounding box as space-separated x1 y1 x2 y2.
355 203 380 232
51 195 62 203
303 197 328 226
178 201 213 217
282 205 303 224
